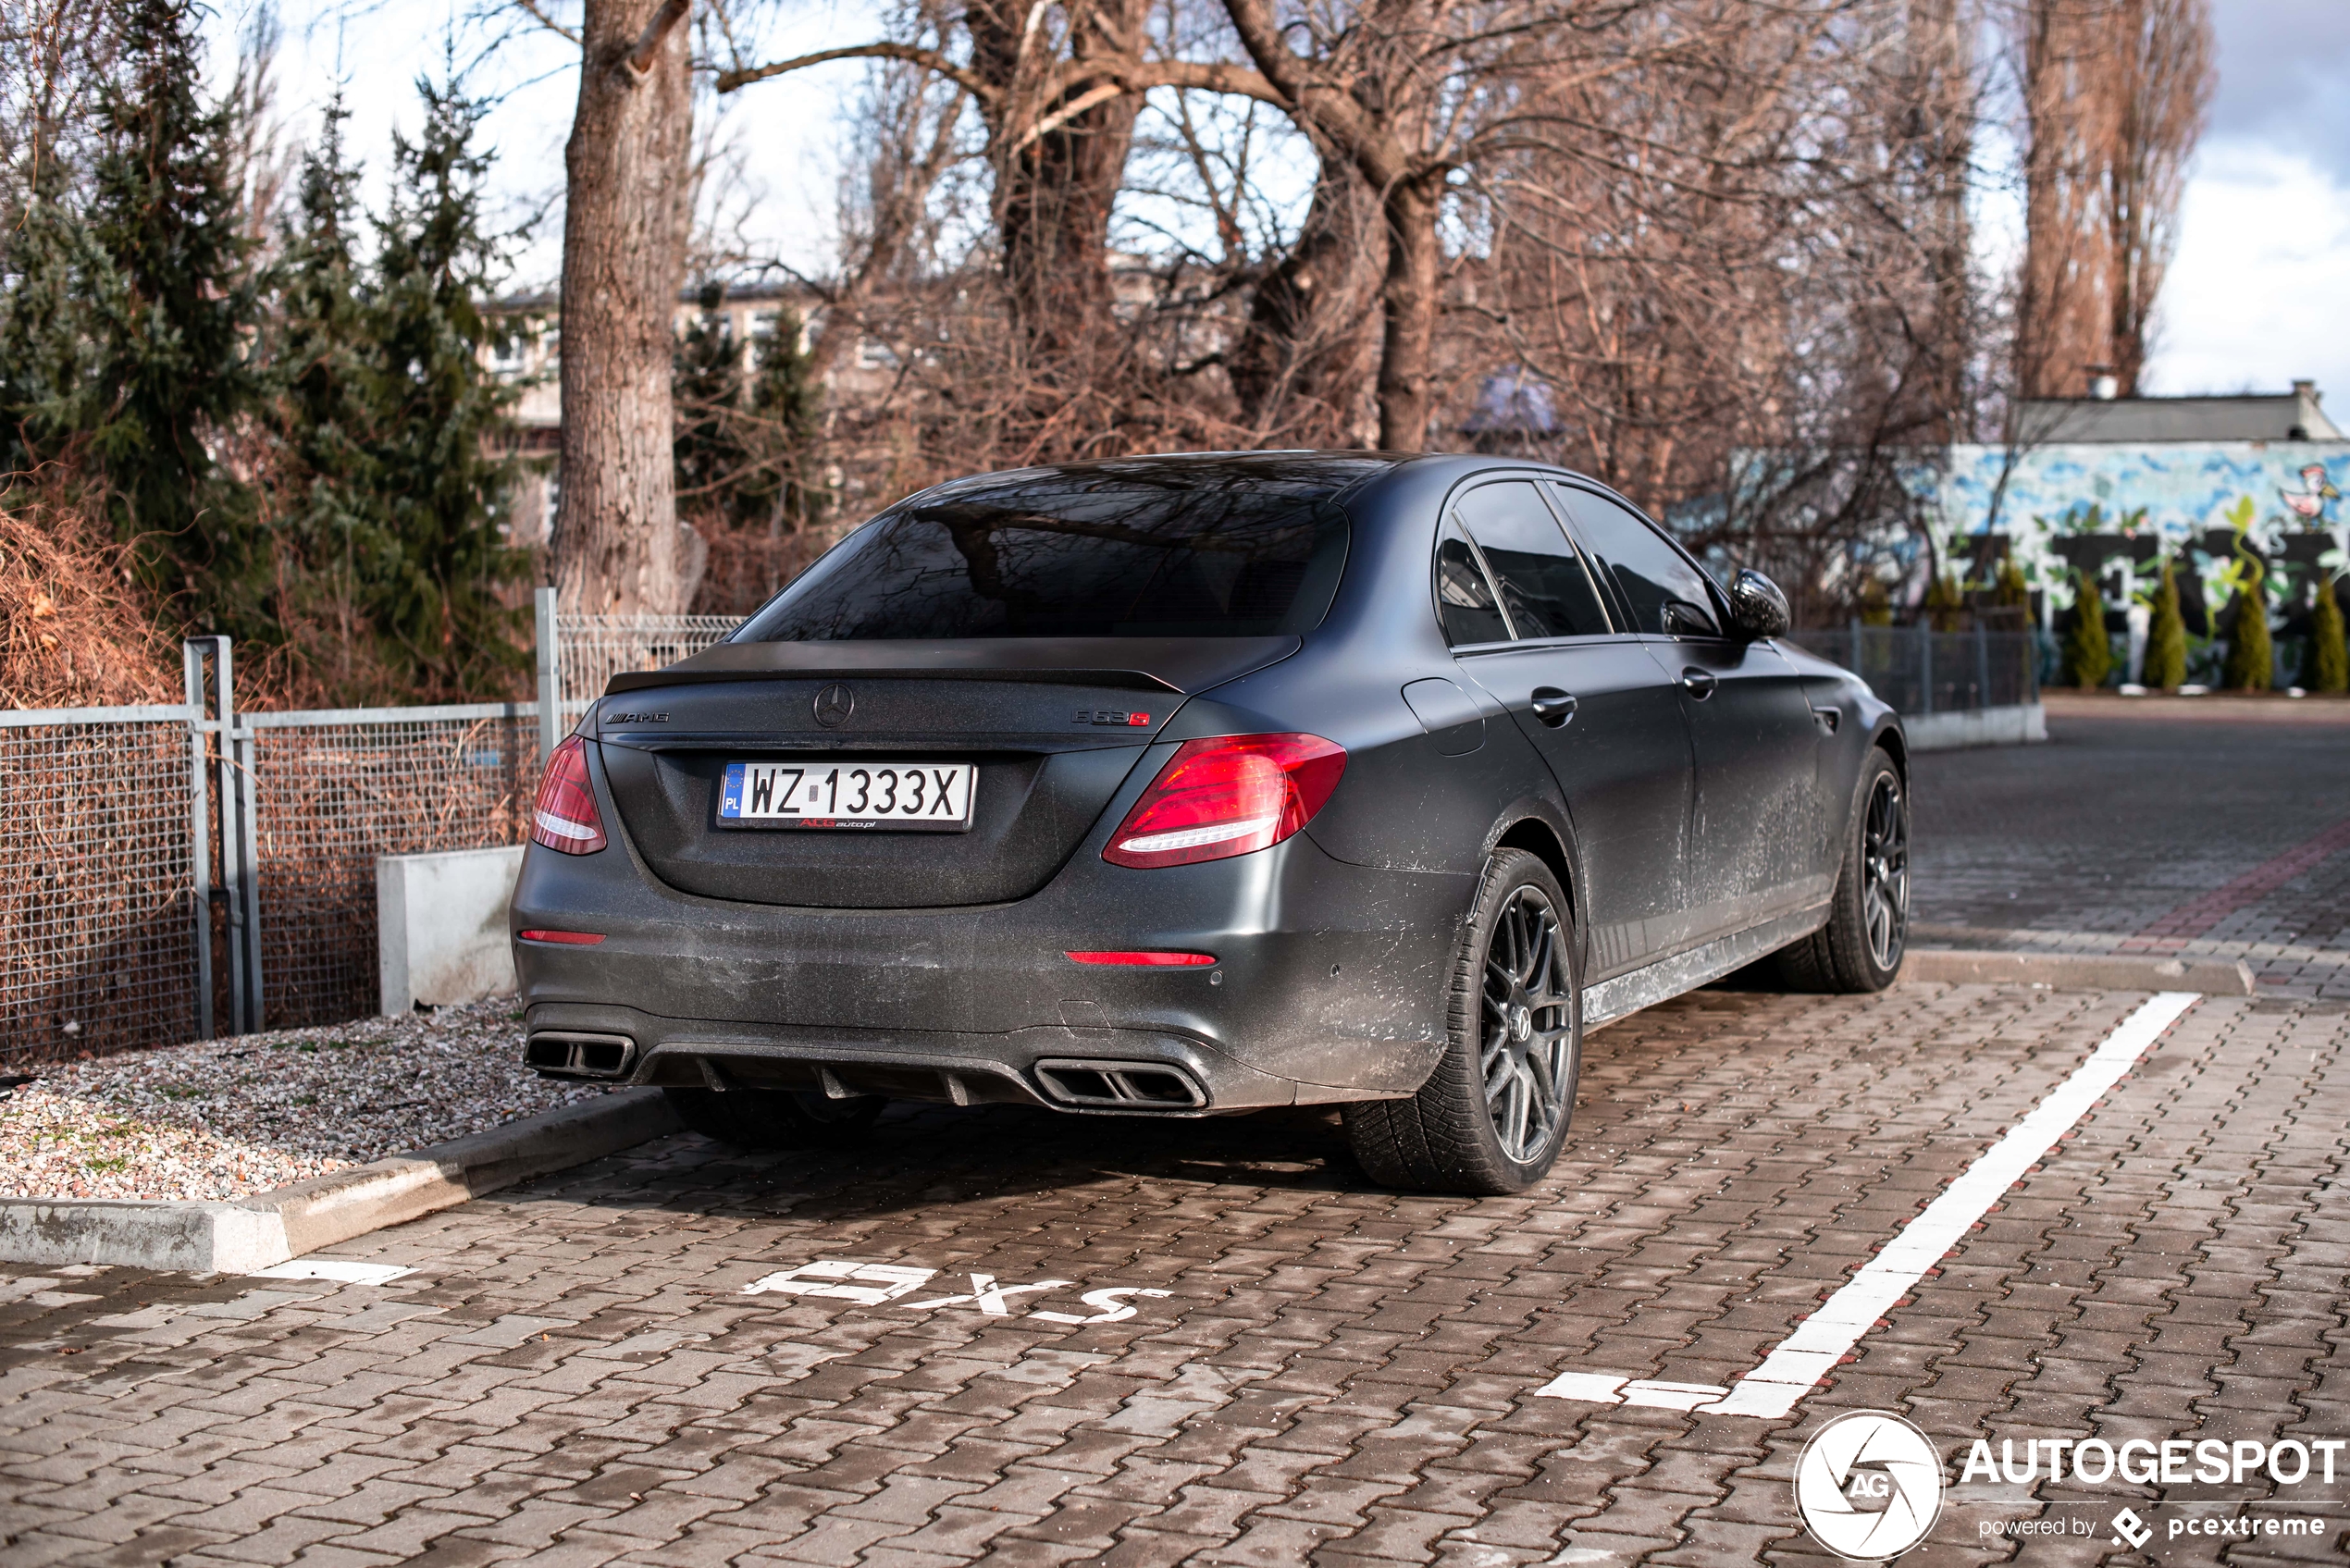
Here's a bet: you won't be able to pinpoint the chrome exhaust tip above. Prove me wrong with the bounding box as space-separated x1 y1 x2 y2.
524 1031 637 1080
1032 1058 1206 1110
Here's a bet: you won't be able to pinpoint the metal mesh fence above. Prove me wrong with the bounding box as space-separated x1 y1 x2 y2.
0 711 201 1061
557 613 738 706
1787 627 2041 714
249 707 541 1031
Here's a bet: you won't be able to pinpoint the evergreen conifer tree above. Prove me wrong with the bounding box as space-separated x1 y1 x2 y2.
2305 577 2347 695
358 78 528 698
2143 558 2187 690
674 285 752 526
2221 570 2273 691
0 169 115 478
1923 568 1964 632
746 308 823 527
2062 569 2110 688
271 95 408 694
672 295 824 532
1994 559 2029 609
80 0 270 634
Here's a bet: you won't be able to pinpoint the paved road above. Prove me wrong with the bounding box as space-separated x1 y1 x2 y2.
1911 714 2350 997
4 980 2345 1565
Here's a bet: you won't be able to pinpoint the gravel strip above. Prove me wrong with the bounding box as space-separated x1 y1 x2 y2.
0 1000 612 1202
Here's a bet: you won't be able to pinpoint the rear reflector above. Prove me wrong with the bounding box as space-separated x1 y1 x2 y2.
530 735 608 855
1065 950 1217 967
1103 733 1346 870
519 930 606 945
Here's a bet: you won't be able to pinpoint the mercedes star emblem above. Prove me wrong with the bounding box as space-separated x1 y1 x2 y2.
812 684 854 728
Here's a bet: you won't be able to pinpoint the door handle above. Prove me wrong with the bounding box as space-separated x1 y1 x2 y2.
1528 687 1577 727
1679 668 1718 699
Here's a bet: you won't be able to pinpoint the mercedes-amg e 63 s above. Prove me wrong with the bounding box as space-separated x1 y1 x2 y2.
513 452 1908 1192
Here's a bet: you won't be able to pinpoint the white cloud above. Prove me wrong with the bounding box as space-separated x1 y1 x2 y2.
2144 138 2350 403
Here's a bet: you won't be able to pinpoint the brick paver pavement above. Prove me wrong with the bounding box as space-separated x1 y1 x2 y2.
3 982 2346 1565
1911 715 2350 998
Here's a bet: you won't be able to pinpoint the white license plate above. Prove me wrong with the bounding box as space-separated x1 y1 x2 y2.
719 761 975 831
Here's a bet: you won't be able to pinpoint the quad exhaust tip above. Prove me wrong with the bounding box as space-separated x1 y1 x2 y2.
1033 1058 1206 1110
526 1031 637 1080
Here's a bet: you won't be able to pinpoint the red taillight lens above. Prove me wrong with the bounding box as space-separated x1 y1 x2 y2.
530 735 607 855
1065 950 1217 967
519 930 606 945
1102 733 1346 870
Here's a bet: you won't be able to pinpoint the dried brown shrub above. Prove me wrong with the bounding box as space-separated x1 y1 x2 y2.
0 482 179 709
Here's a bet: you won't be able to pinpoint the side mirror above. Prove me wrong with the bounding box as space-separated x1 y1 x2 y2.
1727 569 1791 640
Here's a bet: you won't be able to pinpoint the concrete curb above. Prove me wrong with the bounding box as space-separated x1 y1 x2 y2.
1901 947 2256 995
0 1088 681 1273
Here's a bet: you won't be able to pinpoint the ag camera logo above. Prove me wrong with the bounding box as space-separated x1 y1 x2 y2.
1795 1411 1946 1560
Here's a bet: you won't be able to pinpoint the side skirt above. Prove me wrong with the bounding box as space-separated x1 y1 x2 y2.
1581 904 1831 1029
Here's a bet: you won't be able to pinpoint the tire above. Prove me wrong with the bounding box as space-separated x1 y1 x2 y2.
1343 848 1582 1194
1777 746 1910 994
663 1086 884 1150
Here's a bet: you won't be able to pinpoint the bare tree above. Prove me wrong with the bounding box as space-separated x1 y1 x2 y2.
550 0 695 616
2096 0 2211 395
2013 0 2211 399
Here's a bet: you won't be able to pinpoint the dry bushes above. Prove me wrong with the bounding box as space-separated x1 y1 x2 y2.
0 486 179 710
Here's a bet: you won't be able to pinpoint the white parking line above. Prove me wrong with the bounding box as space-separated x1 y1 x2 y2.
1537 991 2202 1420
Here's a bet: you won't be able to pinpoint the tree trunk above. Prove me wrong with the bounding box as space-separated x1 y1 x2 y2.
551 0 692 616
966 0 1148 367
1229 134 1385 446
1376 177 1444 451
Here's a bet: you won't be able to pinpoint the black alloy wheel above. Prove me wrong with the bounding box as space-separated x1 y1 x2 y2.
1776 746 1909 994
1860 770 1910 973
1481 884 1577 1164
1344 847 1582 1193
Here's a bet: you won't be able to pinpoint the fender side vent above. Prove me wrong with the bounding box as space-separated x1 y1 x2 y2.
526 1031 637 1080
1033 1059 1206 1110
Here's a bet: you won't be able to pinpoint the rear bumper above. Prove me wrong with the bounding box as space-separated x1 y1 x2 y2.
511 821 1469 1114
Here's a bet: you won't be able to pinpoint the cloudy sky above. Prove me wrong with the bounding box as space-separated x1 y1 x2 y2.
229 0 2350 414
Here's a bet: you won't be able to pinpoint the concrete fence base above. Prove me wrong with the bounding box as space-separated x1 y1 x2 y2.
378 845 526 1015
1903 702 2047 752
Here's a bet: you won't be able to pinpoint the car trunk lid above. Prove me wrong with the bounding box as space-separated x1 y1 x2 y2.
594 636 1297 908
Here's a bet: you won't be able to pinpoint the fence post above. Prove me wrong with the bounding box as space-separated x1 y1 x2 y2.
1917 620 1934 716
182 642 216 1040
232 677 264 1031
535 586 561 764
1975 623 1991 708
200 638 265 1035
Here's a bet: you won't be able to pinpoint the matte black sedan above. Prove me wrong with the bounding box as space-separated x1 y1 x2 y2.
513 453 1907 1192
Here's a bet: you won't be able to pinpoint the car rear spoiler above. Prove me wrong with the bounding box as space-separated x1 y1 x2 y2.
602 636 1303 698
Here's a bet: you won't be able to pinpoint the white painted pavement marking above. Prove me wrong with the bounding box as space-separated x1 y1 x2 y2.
1536 990 2202 1419
247 1259 416 1285
738 1259 1174 1324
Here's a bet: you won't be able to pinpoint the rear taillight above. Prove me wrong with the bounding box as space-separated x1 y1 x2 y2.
1102 733 1345 870
530 735 608 855
1065 950 1217 967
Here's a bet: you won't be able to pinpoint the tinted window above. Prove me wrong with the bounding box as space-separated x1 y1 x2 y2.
1454 481 1613 639
1436 535 1510 646
1555 486 1721 637
735 459 1374 640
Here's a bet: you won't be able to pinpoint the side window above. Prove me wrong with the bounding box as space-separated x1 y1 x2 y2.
1453 481 1614 639
1555 486 1721 637
1435 529 1511 647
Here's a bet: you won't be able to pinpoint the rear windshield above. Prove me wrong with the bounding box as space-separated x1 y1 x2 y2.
733 460 1372 641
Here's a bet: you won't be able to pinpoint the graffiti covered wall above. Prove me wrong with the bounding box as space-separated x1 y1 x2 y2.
1935 439 2348 562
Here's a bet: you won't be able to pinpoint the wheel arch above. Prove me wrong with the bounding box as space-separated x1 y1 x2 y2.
1869 717 1909 782
1484 801 1585 947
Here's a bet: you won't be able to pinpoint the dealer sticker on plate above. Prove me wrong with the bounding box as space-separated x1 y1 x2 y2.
719 761 975 831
